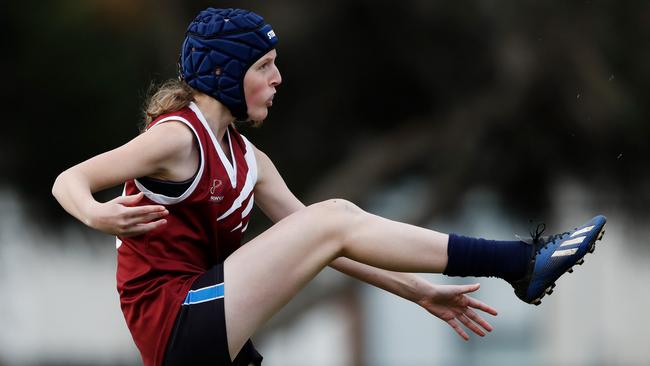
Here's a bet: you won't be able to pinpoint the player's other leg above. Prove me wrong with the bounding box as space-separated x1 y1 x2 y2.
223 198 607 358
223 199 450 359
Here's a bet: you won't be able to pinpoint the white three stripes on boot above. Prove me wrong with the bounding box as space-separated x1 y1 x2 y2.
551 233 589 257
551 248 579 257
570 225 594 237
550 225 596 257
560 236 585 247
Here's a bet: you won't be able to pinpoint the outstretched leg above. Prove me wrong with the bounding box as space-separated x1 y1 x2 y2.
224 199 607 358
224 199 448 358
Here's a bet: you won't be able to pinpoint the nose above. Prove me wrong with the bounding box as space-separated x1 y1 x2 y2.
270 64 282 87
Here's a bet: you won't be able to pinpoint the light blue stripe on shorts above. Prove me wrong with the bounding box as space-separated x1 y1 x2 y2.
182 283 225 305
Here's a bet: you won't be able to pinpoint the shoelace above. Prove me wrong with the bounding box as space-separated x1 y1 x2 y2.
529 223 569 255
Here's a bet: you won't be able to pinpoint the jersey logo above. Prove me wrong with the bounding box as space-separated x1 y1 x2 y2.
209 179 224 203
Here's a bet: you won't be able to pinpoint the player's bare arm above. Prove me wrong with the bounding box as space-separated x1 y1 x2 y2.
52 121 196 236
252 145 304 222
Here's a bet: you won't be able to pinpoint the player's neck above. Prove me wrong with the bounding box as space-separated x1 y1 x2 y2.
193 93 235 142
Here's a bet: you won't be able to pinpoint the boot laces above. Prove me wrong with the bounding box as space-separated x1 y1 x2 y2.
529 223 569 255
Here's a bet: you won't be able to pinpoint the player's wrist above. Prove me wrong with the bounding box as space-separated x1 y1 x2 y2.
410 280 436 307
79 198 104 230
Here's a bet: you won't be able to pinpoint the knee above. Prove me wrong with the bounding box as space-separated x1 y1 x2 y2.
306 198 365 243
311 198 364 218
312 198 362 214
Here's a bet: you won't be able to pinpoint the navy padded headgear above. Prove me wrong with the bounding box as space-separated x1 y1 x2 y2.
180 8 278 120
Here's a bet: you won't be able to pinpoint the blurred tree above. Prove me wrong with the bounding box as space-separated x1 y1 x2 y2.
2 0 648 232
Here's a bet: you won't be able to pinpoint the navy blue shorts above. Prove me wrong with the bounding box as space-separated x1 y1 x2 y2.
163 263 263 366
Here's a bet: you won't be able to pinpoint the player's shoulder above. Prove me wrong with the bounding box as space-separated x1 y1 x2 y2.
141 120 196 159
242 137 266 161
151 106 196 123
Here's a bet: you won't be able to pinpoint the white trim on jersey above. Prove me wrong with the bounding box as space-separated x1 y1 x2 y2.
217 171 255 221
230 194 256 233
189 102 238 189
216 136 258 221
241 135 259 185
242 194 255 218
133 116 206 205
231 222 243 232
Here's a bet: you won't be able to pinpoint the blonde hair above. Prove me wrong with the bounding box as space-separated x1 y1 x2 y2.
142 79 196 130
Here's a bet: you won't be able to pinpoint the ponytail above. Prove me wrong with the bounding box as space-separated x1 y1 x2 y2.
142 79 195 130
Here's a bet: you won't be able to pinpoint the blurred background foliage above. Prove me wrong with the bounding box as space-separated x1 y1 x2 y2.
3 0 649 233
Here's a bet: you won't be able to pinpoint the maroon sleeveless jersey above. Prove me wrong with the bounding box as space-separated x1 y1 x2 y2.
116 102 257 366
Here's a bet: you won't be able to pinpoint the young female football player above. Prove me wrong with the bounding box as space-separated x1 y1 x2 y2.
52 8 606 366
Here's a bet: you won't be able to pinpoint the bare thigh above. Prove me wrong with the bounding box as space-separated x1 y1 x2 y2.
223 199 448 359
223 201 345 359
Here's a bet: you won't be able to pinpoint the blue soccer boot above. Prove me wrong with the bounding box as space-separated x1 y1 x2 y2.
510 215 607 305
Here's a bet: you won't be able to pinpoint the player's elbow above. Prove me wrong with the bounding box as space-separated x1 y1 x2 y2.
52 169 76 203
51 170 66 201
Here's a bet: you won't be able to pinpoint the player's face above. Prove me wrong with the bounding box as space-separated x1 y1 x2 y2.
244 49 282 122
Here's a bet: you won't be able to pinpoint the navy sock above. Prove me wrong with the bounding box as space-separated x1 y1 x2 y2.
443 234 533 282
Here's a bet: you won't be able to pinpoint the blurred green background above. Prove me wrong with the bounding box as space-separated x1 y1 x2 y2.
1 1 649 365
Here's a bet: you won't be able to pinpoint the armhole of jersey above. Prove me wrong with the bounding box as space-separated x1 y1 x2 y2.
133 116 205 205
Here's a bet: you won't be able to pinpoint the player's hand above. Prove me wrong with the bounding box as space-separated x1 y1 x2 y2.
417 283 498 341
86 192 168 237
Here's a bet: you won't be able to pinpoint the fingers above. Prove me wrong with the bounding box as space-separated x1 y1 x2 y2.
113 192 145 206
449 310 493 341
467 297 498 316
464 308 493 333
91 193 168 236
458 283 481 295
447 319 469 341
113 192 168 212
125 205 169 222
120 219 168 237
456 313 486 337
439 284 498 341
120 208 169 235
